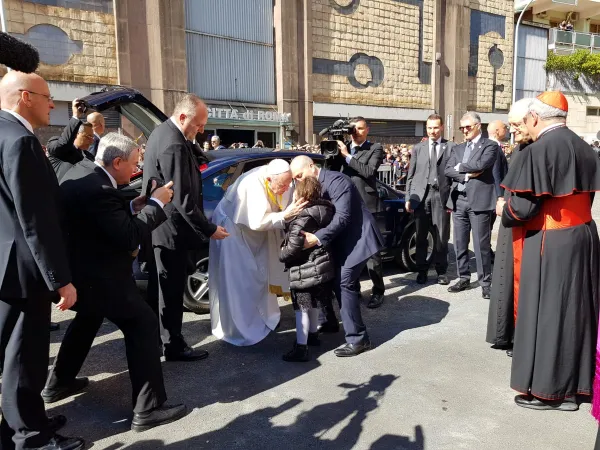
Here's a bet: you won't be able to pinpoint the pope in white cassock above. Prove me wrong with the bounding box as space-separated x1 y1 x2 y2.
209 159 308 346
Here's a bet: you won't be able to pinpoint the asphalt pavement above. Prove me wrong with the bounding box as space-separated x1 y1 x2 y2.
39 204 600 449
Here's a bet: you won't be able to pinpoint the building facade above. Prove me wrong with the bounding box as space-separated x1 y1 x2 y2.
515 0 600 140
1 0 516 146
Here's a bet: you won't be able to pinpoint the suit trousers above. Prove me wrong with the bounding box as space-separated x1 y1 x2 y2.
414 186 450 274
366 253 385 295
46 281 167 413
0 297 52 450
453 194 492 287
148 246 189 352
334 259 370 345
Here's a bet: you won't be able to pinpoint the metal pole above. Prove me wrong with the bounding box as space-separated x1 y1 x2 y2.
512 0 536 106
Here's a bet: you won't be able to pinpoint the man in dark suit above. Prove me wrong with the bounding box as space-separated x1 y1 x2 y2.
86 111 105 157
43 132 187 432
143 94 229 361
47 121 95 182
487 120 510 231
0 71 83 450
290 155 385 357
445 112 500 299
334 117 386 309
406 114 453 285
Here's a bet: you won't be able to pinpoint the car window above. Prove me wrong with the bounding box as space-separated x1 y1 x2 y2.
240 158 280 173
203 165 237 203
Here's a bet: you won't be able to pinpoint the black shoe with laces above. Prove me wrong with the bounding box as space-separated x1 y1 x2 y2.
37 434 85 450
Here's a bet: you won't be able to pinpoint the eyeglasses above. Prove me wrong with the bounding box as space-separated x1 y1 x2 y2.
18 89 54 102
459 125 476 132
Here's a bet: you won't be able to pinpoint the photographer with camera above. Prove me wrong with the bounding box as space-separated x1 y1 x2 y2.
333 117 386 309
47 98 94 182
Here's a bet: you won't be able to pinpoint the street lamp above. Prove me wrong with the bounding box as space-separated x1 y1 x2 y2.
512 0 537 106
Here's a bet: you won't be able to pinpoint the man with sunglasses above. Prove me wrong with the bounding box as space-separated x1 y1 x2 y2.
445 112 501 299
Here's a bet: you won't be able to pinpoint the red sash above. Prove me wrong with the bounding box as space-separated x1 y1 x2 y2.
512 194 592 323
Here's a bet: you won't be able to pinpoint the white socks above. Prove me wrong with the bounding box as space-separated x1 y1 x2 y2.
295 308 319 344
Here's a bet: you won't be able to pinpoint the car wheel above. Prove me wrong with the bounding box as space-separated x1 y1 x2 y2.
183 257 210 314
398 224 436 272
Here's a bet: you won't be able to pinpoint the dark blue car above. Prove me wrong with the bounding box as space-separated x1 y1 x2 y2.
79 87 435 313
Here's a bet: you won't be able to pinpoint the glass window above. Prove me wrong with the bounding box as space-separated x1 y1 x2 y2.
202 165 237 220
586 108 600 116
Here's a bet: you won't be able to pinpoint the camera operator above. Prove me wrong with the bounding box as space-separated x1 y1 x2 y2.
335 117 386 309
47 98 94 181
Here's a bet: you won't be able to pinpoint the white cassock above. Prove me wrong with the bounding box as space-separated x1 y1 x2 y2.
209 165 291 346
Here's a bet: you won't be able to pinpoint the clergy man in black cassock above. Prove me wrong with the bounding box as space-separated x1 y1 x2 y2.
486 98 533 357
499 91 600 411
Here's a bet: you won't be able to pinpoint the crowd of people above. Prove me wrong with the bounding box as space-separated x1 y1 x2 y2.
2 34 600 449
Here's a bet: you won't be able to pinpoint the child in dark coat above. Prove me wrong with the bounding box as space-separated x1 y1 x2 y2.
279 177 335 362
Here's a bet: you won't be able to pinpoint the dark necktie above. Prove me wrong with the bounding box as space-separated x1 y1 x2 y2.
429 141 438 185
457 142 472 192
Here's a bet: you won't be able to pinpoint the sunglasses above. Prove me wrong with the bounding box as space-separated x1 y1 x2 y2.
459 125 476 132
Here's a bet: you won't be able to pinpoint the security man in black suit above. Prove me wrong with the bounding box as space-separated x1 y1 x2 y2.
0 71 83 450
405 114 453 285
445 112 501 299
334 117 385 309
44 133 187 432
143 94 229 361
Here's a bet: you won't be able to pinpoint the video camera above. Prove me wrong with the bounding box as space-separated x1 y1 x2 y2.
318 118 356 158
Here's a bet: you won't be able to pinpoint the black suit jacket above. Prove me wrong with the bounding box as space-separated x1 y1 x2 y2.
47 117 94 182
492 144 509 198
336 140 384 211
60 160 167 293
445 137 500 212
314 169 384 268
0 111 71 298
143 120 217 250
406 138 454 209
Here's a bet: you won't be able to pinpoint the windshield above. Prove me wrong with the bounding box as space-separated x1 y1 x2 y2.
119 102 163 138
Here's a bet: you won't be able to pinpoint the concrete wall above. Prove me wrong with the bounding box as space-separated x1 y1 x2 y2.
1 0 117 85
566 94 600 136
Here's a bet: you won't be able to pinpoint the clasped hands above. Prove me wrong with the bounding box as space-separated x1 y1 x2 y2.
496 197 506 217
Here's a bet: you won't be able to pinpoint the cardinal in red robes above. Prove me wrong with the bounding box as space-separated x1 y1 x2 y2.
499 91 600 411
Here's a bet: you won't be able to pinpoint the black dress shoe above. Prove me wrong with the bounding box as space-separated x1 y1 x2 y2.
42 377 89 404
448 279 470 293
38 434 85 450
367 294 385 309
437 275 449 285
164 346 209 362
416 272 428 284
514 394 578 411
334 341 371 357
131 403 187 432
307 332 320 346
49 322 60 332
482 287 491 299
318 320 340 333
282 343 309 362
506 349 513 357
48 415 67 434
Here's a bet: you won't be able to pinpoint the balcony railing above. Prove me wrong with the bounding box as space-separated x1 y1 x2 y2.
548 28 600 55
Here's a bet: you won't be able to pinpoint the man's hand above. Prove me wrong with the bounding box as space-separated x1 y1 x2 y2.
496 198 506 217
303 231 319 249
131 195 147 213
405 200 413 213
283 197 308 220
151 180 174 205
337 141 350 158
56 283 77 311
469 171 483 178
211 225 229 240
72 98 84 119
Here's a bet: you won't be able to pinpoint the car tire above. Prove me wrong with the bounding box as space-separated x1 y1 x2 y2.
183 257 210 314
397 223 436 272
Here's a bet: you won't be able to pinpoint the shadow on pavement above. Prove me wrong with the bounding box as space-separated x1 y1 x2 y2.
45 294 447 445
101 374 425 450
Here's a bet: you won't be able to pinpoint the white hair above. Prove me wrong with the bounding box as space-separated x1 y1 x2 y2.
461 111 481 124
508 98 534 120
172 93 205 119
96 132 139 166
528 98 567 120
211 135 220 142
